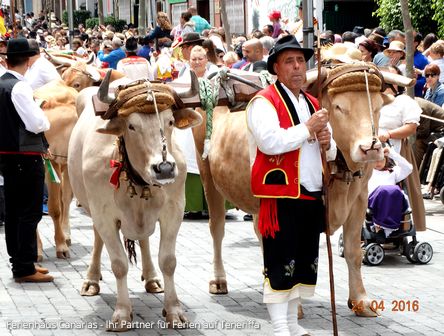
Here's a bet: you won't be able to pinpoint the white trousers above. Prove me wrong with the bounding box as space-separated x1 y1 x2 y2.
266 299 308 336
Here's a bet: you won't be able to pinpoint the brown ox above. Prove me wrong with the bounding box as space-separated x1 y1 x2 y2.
68 72 202 330
46 52 125 92
190 64 413 316
34 79 79 259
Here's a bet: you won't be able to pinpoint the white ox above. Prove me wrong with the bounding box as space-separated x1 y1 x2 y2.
190 64 414 316
68 72 202 330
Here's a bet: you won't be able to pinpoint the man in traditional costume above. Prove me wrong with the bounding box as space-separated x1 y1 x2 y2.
246 35 336 336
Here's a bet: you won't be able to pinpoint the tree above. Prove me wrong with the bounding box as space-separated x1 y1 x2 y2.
219 0 232 51
432 0 444 37
399 0 414 98
374 0 438 36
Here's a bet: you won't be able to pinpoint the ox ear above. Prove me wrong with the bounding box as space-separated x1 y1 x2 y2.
381 93 395 107
96 118 126 135
173 108 203 129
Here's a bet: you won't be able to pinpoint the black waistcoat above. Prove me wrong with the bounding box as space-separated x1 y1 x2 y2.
0 72 46 153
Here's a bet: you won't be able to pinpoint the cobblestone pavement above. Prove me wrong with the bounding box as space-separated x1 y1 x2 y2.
0 197 443 336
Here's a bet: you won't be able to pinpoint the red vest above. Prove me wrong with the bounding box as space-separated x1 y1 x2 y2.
250 83 319 199
249 83 320 238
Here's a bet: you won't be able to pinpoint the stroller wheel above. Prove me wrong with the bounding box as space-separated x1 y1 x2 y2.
405 241 417 263
364 243 384 266
440 187 444 205
338 233 345 258
414 242 433 264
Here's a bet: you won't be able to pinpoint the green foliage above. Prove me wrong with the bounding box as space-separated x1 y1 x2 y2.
432 0 444 37
85 18 99 29
373 0 438 36
104 17 127 32
62 10 92 27
85 16 127 32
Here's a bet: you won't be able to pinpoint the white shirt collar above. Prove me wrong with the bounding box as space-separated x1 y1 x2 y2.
7 69 25 80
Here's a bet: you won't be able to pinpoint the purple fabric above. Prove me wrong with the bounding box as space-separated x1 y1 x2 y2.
272 23 282 38
368 185 409 230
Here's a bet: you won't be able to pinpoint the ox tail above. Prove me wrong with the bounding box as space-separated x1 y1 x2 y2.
124 238 137 265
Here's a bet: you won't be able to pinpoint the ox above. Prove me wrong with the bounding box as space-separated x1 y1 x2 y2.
188 63 414 316
34 79 78 259
45 52 125 92
68 71 202 330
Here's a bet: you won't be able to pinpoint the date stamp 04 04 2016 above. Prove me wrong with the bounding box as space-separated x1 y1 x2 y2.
351 299 420 313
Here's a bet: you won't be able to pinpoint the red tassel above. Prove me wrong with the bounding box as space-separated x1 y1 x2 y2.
258 198 279 238
110 160 123 189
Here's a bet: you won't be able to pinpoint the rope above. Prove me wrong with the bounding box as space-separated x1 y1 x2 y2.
259 70 274 88
146 82 167 162
198 73 221 160
364 70 376 137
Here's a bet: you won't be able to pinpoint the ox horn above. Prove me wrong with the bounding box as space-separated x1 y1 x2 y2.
177 70 200 98
97 70 115 104
43 49 75 67
86 52 96 65
381 70 416 88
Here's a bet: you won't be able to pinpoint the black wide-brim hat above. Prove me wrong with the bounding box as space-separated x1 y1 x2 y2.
0 38 38 56
178 32 204 47
267 35 314 75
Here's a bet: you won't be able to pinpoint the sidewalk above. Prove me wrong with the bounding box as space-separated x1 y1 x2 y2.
0 198 443 336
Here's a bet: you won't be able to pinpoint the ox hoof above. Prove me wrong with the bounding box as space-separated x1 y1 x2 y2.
56 250 70 259
143 278 164 293
107 310 133 332
66 238 71 247
37 255 43 262
80 280 100 296
162 309 189 329
348 298 380 317
298 304 304 319
209 279 228 294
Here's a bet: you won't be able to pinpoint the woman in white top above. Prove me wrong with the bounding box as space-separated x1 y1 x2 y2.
174 45 218 217
378 66 421 153
378 65 426 232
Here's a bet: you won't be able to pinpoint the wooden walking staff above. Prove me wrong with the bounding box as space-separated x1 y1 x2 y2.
316 24 339 336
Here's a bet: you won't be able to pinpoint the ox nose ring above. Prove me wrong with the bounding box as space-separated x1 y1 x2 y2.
153 161 176 180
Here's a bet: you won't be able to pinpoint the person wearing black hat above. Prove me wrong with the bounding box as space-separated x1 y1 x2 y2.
116 37 154 81
246 35 336 335
177 32 204 77
0 38 53 283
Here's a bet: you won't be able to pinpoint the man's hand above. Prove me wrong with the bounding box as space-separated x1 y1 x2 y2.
316 127 332 151
305 108 329 138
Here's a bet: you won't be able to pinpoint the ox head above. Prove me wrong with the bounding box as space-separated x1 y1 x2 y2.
46 51 101 91
316 64 396 171
96 71 202 185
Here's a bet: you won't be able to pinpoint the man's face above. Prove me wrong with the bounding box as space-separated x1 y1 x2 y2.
242 43 260 62
262 26 272 37
273 50 307 92
181 44 194 61
0 42 7 56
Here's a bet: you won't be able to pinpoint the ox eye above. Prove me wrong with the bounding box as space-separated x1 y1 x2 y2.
128 124 135 131
334 104 344 113
169 120 174 127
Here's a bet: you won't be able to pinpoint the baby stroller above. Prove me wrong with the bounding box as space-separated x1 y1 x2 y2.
420 133 444 204
338 192 433 266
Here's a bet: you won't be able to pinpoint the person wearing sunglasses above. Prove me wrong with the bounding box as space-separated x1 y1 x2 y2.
424 63 444 107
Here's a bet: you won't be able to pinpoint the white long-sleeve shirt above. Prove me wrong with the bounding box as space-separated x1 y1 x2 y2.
368 149 412 194
247 83 336 192
25 55 61 90
8 70 50 134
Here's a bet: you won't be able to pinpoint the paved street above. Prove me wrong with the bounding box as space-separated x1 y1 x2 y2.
0 197 443 336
